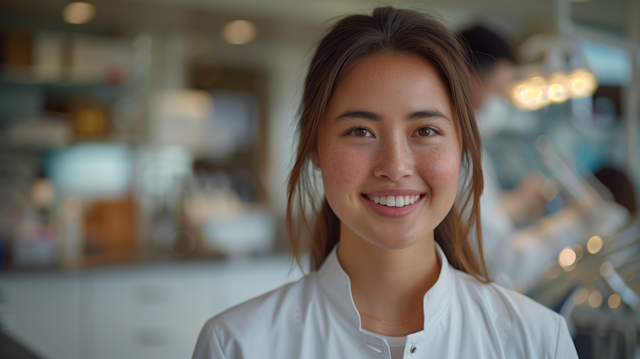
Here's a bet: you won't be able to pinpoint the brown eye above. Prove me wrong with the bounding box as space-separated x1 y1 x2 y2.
416 127 434 136
350 128 372 137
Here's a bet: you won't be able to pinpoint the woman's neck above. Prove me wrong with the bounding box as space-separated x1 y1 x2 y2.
336 223 441 336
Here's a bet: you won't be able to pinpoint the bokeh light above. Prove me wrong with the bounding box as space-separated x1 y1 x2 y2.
62 2 95 24
510 69 598 110
588 291 603 308
573 288 588 305
608 294 621 309
547 73 569 103
30 178 56 208
587 235 603 254
558 247 576 267
222 20 257 45
511 77 549 110
568 69 598 98
542 177 560 201
600 261 613 277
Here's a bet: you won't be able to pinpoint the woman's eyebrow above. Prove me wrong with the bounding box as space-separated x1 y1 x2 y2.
407 110 451 122
334 111 380 122
334 109 450 122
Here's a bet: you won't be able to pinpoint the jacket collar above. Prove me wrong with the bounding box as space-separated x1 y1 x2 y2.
317 241 454 333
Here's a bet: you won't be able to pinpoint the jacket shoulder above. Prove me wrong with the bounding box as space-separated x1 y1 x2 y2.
193 273 320 358
452 270 576 358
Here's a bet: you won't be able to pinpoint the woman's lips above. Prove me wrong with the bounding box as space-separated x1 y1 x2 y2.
361 193 423 218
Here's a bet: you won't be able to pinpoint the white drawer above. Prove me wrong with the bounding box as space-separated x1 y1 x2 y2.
0 274 82 359
88 264 212 359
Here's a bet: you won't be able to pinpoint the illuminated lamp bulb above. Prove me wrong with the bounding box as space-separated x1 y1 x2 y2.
558 247 576 267
547 73 569 103
63 2 95 24
568 69 598 98
511 77 549 111
587 235 603 254
222 20 257 45
608 294 621 309
588 291 602 308
511 83 531 110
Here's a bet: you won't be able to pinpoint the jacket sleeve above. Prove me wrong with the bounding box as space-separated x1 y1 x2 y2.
554 316 578 359
192 320 226 359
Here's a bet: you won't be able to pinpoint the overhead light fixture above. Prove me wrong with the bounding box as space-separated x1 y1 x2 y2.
509 35 598 111
63 2 96 24
222 20 257 45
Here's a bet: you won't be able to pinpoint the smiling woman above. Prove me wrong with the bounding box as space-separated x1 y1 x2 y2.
193 7 578 359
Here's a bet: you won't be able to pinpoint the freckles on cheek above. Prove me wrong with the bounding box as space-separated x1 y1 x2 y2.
321 148 367 191
416 148 460 186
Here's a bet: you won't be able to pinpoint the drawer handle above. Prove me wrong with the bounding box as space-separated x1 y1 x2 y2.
134 286 169 303
133 327 169 347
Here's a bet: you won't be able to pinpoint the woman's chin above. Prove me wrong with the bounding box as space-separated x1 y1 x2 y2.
366 235 423 251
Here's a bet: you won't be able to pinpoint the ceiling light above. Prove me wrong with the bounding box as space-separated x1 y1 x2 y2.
510 35 598 111
63 2 95 24
222 20 257 45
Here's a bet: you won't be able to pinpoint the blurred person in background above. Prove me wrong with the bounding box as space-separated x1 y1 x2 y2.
193 8 578 359
460 26 629 289
594 166 637 216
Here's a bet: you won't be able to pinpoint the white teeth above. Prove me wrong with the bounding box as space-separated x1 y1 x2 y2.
369 194 422 207
386 196 395 207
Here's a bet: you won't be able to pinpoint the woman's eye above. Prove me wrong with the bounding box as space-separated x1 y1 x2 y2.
414 127 434 137
350 128 372 137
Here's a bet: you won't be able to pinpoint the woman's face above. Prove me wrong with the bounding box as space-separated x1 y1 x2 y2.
314 52 462 250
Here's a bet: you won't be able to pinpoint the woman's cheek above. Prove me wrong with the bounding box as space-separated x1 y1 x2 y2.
416 147 460 195
320 146 368 197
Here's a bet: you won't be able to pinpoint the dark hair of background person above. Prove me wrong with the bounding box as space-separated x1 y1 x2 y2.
595 167 637 215
285 7 489 282
458 25 516 79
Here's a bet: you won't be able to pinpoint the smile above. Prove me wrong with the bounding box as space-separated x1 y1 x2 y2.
365 194 420 208
360 191 425 218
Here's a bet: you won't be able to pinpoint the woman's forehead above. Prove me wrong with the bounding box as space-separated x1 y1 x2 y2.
328 52 454 119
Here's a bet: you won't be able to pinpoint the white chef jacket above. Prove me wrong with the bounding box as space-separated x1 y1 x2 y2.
193 243 578 359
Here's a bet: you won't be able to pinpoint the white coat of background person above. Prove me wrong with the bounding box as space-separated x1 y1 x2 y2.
460 26 629 290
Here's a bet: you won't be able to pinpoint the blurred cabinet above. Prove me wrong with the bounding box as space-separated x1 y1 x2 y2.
0 273 82 359
0 255 301 359
87 265 212 359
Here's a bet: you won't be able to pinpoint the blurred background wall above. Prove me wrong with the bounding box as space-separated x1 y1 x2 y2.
0 0 639 358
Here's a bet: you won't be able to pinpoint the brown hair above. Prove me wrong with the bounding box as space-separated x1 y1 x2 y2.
286 7 488 282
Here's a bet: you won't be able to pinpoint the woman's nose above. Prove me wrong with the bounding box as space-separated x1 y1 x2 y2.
373 136 413 181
